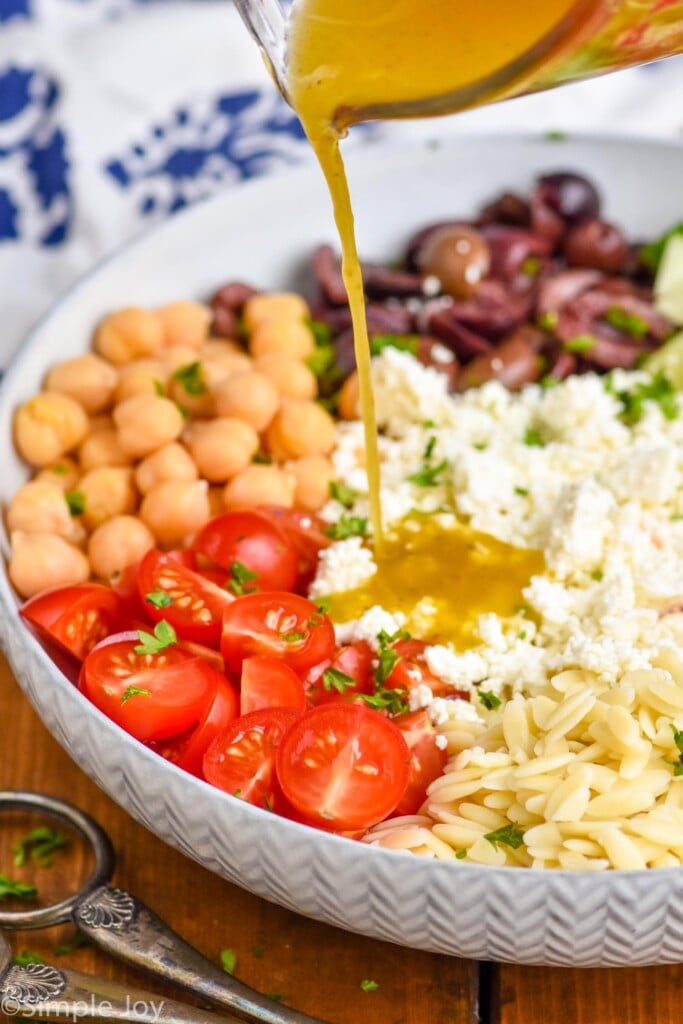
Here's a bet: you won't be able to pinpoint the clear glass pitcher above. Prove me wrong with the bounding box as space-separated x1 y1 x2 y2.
233 0 683 125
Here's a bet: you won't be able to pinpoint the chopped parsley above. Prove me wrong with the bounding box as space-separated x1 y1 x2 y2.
51 464 68 476
153 379 166 397
324 515 369 540
282 630 305 643
540 375 560 390
220 949 237 975
641 222 683 272
0 874 37 903
369 334 419 357
329 480 358 509
65 489 86 517
306 318 333 348
12 950 45 967
514 486 529 497
145 590 173 609
523 427 544 447
267 994 285 1003
477 689 502 712
121 685 152 706
521 257 541 277
537 311 558 331
545 129 566 142
360 980 379 993
604 306 649 338
322 667 356 694
13 827 69 868
172 361 206 396
455 849 468 860
591 569 604 582
484 824 525 851
252 450 273 465
228 560 260 595
359 686 409 716
668 723 683 776
424 436 437 459
54 931 89 956
606 370 678 425
473 441 488 451
564 334 595 354
307 344 339 380
134 620 177 655
251 945 265 959
408 459 448 488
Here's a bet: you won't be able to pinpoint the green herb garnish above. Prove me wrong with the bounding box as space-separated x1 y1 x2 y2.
172 361 206 396
251 945 265 959
228 561 260 595
455 849 468 860
322 667 356 694
359 687 409 716
591 569 604 582
604 306 649 338
329 480 358 509
220 949 237 975
484 824 525 851
537 311 558 331
121 686 152 706
282 630 305 644
145 590 173 609
306 318 333 348
641 222 683 272
13 827 69 868
564 335 595 354
514 486 529 497
668 723 683 776
65 490 86 517
369 334 419 357
54 931 89 956
134 620 177 655
360 980 379 993
12 950 45 967
545 130 566 142
0 874 37 903
153 379 166 397
609 370 678 425
521 257 540 277
523 428 544 447
324 515 369 540
477 689 502 711
408 459 448 488
252 450 273 465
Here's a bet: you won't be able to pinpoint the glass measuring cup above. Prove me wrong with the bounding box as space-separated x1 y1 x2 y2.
233 0 683 126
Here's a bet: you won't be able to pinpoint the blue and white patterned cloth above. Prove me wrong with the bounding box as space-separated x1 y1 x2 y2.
2 0 683 367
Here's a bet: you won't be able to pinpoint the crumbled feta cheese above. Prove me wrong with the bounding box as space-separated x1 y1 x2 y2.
308 537 376 598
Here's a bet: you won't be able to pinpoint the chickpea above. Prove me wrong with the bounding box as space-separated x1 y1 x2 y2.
254 352 318 400
6 480 83 543
78 467 138 530
79 429 131 471
163 345 204 374
94 307 164 365
140 480 211 547
115 359 168 403
265 399 336 461
88 414 114 434
249 319 315 361
88 516 155 580
134 442 198 495
223 464 295 510
9 531 89 599
15 392 89 467
339 371 360 420
113 394 184 458
167 363 215 419
35 457 80 493
45 354 118 414
158 301 212 349
286 455 334 512
212 371 280 432
199 346 252 388
203 337 244 356
243 292 310 333
184 418 259 483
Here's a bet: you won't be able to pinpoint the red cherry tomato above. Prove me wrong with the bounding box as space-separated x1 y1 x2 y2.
193 510 299 593
221 592 335 675
203 707 302 808
386 639 469 699
155 679 238 776
306 641 375 705
240 656 307 716
257 506 331 587
393 710 448 816
80 630 220 742
137 548 233 647
110 562 150 623
20 584 127 662
276 704 410 831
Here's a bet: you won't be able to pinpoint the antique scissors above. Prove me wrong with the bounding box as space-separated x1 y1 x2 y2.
0 791 329 1024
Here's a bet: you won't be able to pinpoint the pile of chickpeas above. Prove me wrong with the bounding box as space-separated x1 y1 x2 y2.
8 293 337 598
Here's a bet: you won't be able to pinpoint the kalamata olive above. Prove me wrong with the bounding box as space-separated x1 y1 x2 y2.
535 173 600 225
583 335 646 371
417 225 491 300
447 279 534 339
481 226 552 280
361 264 426 300
210 281 259 312
479 192 530 227
536 269 603 316
322 303 414 338
426 309 492 360
456 335 541 392
563 219 629 273
416 337 459 390
542 347 577 381
312 245 348 306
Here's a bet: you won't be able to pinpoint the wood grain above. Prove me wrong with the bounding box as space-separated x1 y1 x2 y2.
0 652 473 1024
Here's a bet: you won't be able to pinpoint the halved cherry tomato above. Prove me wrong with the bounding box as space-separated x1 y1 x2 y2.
110 562 150 624
240 656 307 715
393 710 448 816
21 583 127 662
193 510 299 593
137 548 233 647
155 679 238 776
386 639 469 699
221 592 335 675
276 704 410 831
305 641 375 705
257 506 331 588
80 630 220 742
203 707 302 808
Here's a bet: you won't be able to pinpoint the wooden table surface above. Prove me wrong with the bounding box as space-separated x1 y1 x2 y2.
1 649 682 1024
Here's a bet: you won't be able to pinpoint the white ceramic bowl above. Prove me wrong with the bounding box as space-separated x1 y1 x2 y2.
3 134 683 968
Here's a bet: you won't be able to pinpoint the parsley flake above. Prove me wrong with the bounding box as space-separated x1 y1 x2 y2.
564 334 595 354
537 311 558 331
172 361 206 395
360 980 379 993
12 950 45 967
408 459 448 488
252 450 273 465
324 515 369 540
121 685 152 706
220 949 237 975
477 689 502 711
521 257 541 277
134 620 177 655
322 667 356 694
641 222 683 272
523 427 544 447
282 630 305 644
145 590 173 609
329 480 358 509
514 486 529 497
668 724 683 776
604 306 649 338
50 464 68 476
591 569 604 582
359 686 409 716
54 931 89 956
455 849 468 860
306 318 333 348
153 379 166 397
65 490 86 517
369 334 419 357
484 824 525 850
228 561 260 595
0 874 37 903
609 370 678 425
13 827 69 868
